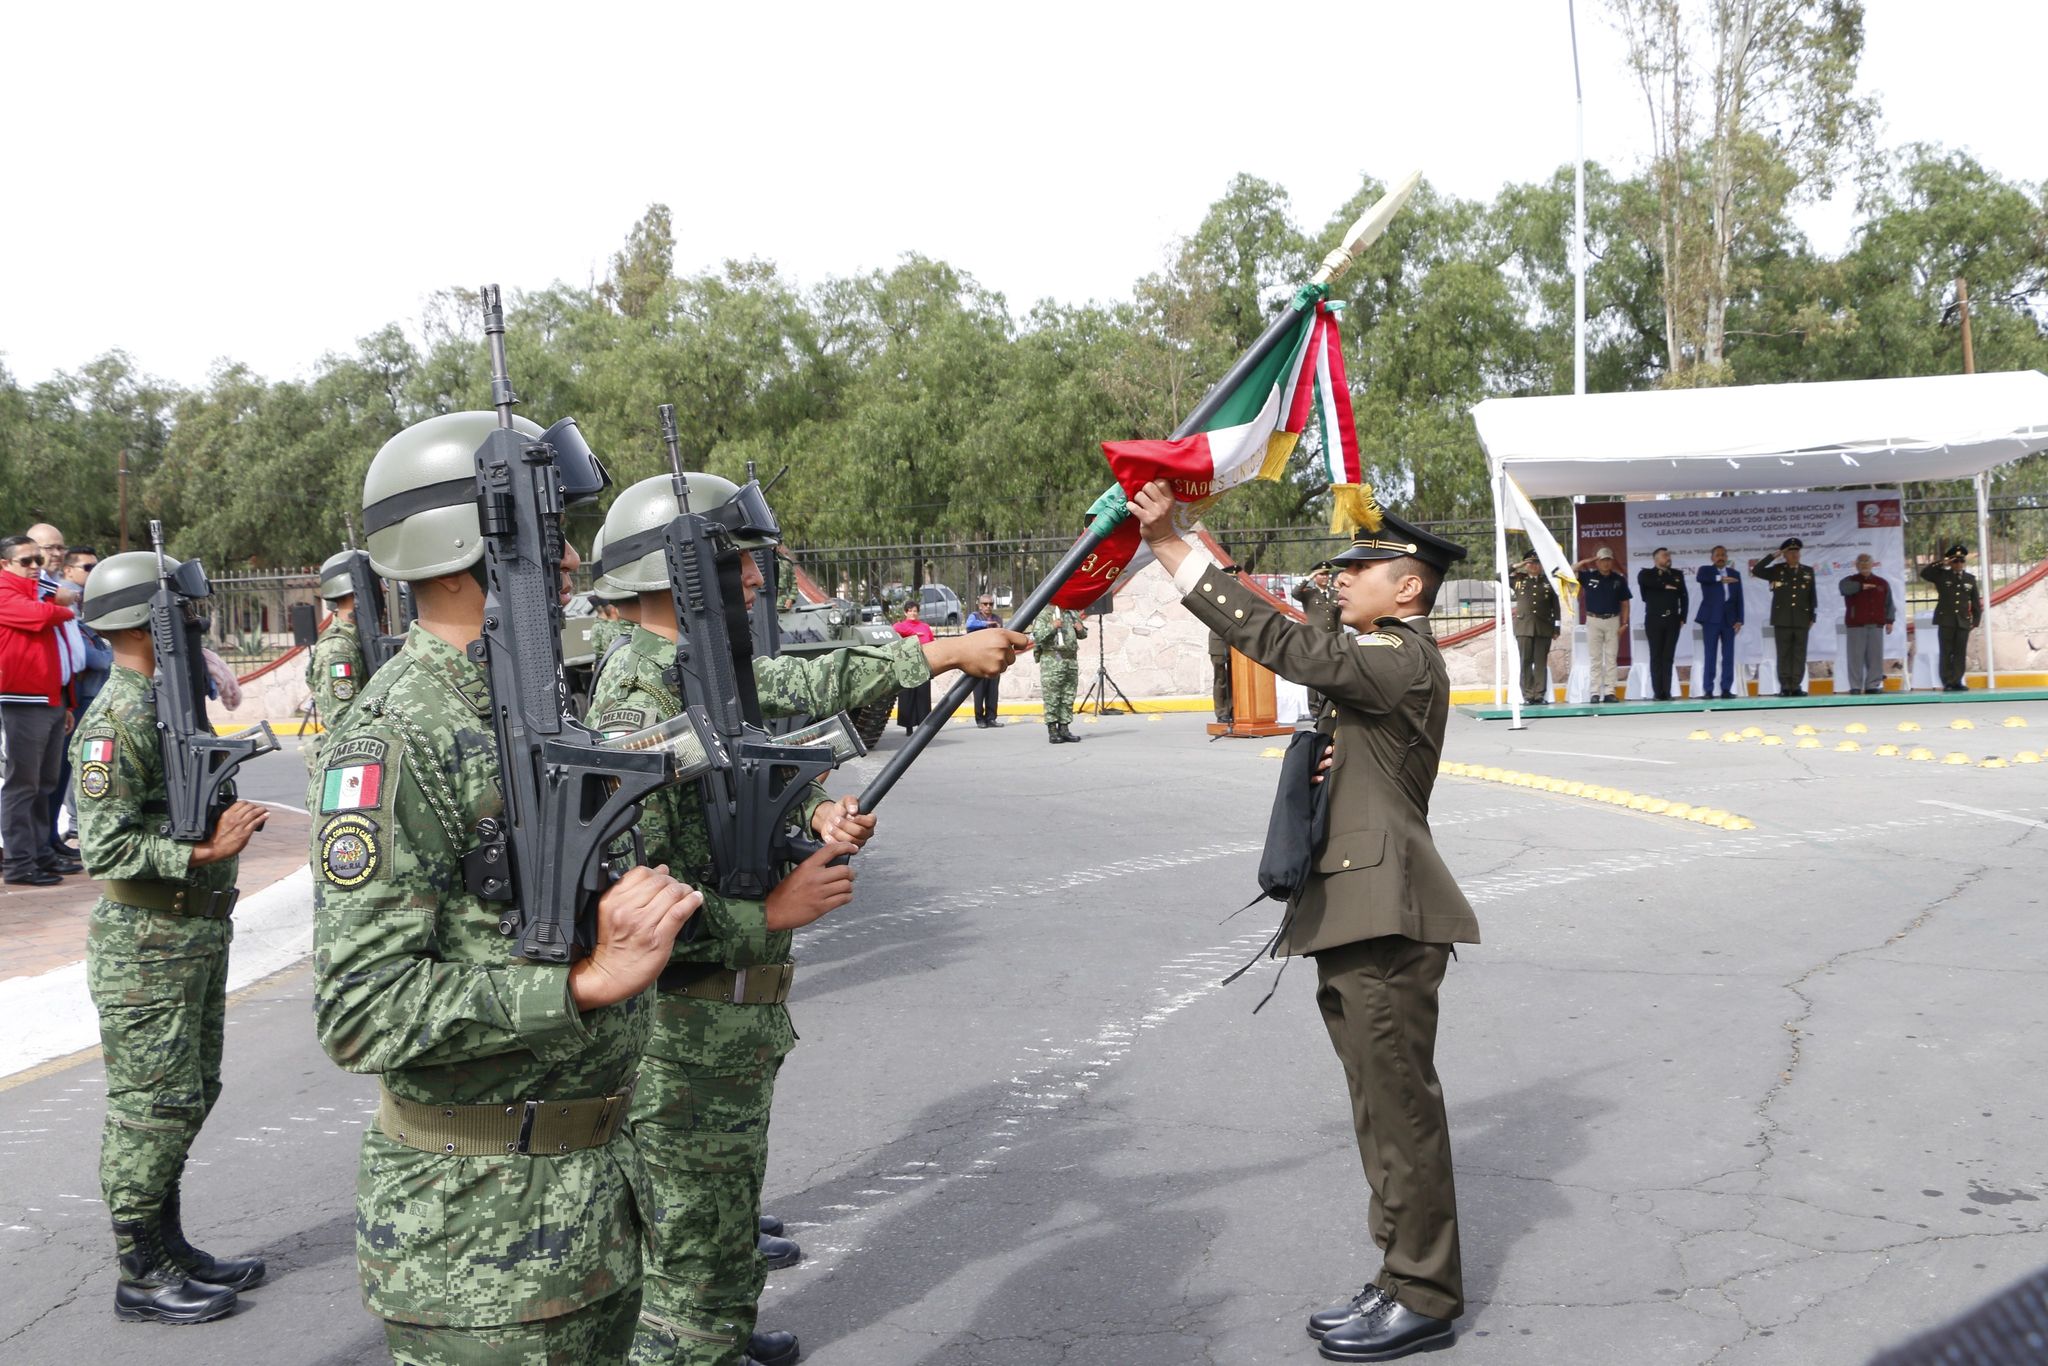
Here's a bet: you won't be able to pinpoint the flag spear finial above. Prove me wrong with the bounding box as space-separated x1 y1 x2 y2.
1313 170 1422 286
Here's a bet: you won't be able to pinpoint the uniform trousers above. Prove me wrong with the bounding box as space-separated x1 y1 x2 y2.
387 1289 640 1366
1584 615 1621 697
1211 658 1233 723
87 902 231 1225
1514 635 1552 704
1844 624 1885 692
1040 656 1078 728
1774 625 1811 692
1937 620 1972 689
1644 618 1682 699
1313 934 1463 1321
630 991 792 1366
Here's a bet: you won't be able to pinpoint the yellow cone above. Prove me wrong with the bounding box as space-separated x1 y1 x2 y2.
2014 751 2042 764
2002 716 2028 728
1874 743 1901 756
1835 740 1860 752
1793 724 1819 736
1260 747 1286 758
1760 735 1785 747
1721 732 1744 744
1898 721 1921 732
1724 816 1756 831
1907 747 1935 761
1565 781 1586 796
1942 752 1970 765
1796 737 1821 749
1689 729 1713 741
1644 798 1670 814
1845 722 1870 734
1666 803 1693 819
1741 725 1765 738
1980 757 2009 769
1950 718 1976 730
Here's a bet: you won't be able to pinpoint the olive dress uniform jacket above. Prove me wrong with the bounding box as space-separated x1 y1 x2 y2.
1175 555 1479 955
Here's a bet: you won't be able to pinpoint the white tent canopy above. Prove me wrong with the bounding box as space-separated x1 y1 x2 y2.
1472 371 2048 498
1472 371 2048 719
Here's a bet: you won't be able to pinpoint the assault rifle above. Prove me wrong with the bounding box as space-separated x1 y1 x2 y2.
145 521 280 840
465 285 715 963
654 402 859 899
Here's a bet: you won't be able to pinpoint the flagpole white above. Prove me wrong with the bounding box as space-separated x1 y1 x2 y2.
1976 470 1998 688
1498 463 1525 728
1569 0 1587 396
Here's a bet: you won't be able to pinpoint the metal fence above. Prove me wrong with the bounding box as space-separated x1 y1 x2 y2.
205 568 322 671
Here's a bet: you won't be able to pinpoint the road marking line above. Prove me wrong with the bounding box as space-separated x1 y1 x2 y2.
1919 800 2048 831
1516 749 1676 765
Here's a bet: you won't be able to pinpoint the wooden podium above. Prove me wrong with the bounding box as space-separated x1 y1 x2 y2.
1207 647 1293 738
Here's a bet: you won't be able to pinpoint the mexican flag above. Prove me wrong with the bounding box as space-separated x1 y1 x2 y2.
329 661 355 679
321 763 382 812
83 738 115 763
1052 298 1367 610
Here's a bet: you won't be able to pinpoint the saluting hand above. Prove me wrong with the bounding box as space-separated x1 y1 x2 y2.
571 864 703 1011
765 842 860 931
192 801 269 866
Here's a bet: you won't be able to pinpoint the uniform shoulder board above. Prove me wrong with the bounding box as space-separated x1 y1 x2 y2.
1357 632 1404 648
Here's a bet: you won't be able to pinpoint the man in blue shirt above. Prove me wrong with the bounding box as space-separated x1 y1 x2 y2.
1574 546 1632 702
964 593 1006 727
1694 545 1745 699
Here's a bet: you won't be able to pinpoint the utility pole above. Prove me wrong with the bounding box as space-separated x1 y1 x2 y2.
1569 0 1587 395
1956 276 1975 373
118 448 130 551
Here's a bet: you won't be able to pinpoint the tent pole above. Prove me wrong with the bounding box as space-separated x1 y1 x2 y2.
1497 465 1525 729
1976 469 1997 689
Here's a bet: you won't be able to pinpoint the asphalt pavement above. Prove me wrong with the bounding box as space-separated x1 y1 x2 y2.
4 698 2046 1365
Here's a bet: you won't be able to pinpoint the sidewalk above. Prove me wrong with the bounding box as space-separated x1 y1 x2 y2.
0 810 310 984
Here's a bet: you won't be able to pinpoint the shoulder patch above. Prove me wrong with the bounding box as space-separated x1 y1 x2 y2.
322 734 388 767
79 762 112 800
1358 632 1404 648
318 812 382 888
599 707 648 738
331 677 357 701
319 758 387 813
81 735 117 764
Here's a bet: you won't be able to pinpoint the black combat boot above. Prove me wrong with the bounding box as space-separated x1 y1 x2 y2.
161 1182 266 1290
1046 726 1062 745
758 1214 785 1238
112 1218 238 1324
1059 723 1083 743
749 1328 801 1366
758 1231 803 1269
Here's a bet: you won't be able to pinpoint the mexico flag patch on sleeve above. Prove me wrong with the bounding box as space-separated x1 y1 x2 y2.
329 661 355 679
83 737 115 763
321 763 382 813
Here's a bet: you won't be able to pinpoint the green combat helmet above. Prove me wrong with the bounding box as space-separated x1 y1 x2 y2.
361 410 545 580
316 551 356 603
588 525 636 604
81 550 177 631
596 471 778 591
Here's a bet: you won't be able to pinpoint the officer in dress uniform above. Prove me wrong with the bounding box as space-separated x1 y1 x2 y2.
1918 544 1982 692
311 412 704 1364
74 549 271 1325
1130 478 1479 1363
1508 550 1560 706
306 551 367 753
1753 538 1818 697
1635 548 1690 702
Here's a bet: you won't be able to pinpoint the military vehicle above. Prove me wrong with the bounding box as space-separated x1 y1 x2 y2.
776 594 901 748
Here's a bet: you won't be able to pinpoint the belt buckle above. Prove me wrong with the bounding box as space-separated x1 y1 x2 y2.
730 968 748 1005
512 1099 537 1154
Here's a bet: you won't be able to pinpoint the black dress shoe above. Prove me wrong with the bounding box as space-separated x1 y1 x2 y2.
47 859 84 876
1318 1298 1455 1361
758 1214 784 1238
1307 1284 1387 1339
758 1232 802 1269
750 1329 800 1366
4 870 61 887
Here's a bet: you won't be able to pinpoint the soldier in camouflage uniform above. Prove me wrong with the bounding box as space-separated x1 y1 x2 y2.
306 550 367 751
312 412 703 1365
591 472 1028 1366
73 549 271 1325
1030 606 1088 743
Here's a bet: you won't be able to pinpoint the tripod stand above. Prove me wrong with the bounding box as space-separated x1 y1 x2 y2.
1079 619 1138 716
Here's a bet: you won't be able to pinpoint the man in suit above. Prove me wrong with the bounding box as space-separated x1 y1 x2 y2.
1694 546 1745 699
1130 478 1479 1363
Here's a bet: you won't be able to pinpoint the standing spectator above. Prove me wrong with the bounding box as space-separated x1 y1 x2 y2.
59 546 113 847
1208 629 1233 725
1509 550 1560 706
1573 547 1631 703
1636 547 1690 702
1918 544 1982 693
29 526 87 845
964 594 1007 728
1 533 79 884
1754 538 1818 697
891 601 935 735
1694 546 1745 699
1838 554 1896 695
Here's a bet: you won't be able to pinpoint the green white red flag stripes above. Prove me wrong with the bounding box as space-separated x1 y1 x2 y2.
1052 299 1366 609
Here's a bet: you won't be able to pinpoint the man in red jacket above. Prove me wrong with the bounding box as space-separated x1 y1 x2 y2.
1 533 79 884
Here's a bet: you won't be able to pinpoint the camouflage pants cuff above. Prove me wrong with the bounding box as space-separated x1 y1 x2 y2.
629 1305 749 1366
383 1289 640 1366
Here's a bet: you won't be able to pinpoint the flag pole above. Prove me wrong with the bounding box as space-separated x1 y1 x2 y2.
857 172 1423 812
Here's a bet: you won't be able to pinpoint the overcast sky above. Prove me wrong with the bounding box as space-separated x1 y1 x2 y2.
3 0 2041 389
